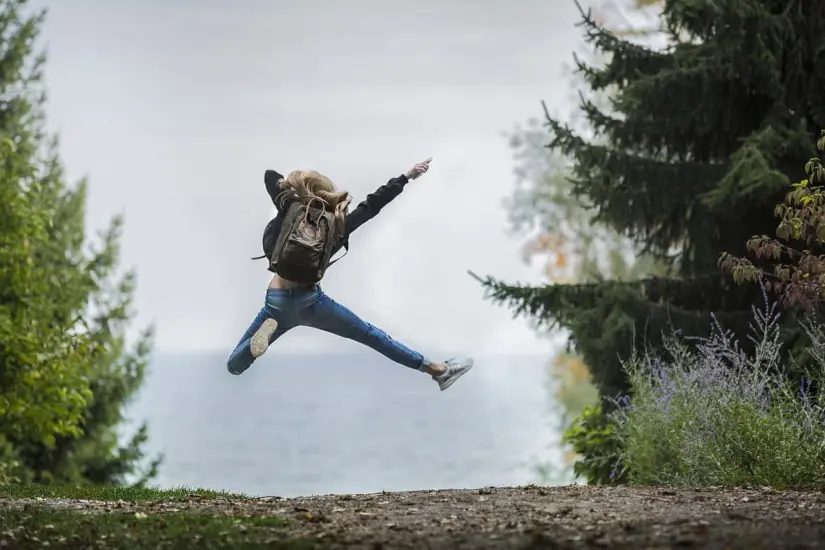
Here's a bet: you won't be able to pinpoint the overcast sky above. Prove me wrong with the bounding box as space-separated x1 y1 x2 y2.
33 0 593 358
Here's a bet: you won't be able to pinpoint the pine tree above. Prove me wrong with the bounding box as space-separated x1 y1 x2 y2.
503 1 668 482
0 1 157 484
479 0 825 404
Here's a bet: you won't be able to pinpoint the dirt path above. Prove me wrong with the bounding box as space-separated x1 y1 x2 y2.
3 485 825 548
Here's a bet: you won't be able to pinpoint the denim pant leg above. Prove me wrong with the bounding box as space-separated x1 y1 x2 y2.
302 292 430 371
226 307 290 375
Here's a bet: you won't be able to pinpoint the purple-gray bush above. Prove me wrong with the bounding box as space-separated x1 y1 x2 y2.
609 282 825 489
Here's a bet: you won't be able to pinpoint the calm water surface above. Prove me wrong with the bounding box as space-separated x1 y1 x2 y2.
126 353 560 497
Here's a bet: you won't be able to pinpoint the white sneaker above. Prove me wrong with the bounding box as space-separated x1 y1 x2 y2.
250 318 279 358
433 357 474 391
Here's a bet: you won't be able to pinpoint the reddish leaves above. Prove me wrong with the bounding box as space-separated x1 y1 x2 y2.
720 131 825 309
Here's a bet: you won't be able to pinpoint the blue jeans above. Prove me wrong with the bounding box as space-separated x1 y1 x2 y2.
227 285 430 375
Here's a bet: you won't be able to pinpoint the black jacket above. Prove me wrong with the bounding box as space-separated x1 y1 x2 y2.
262 169 410 271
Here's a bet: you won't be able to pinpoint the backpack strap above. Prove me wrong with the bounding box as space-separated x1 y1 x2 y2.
325 202 350 268
305 196 327 211
327 242 349 267
271 201 304 257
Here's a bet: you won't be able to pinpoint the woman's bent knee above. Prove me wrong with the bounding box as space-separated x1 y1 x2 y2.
226 354 250 376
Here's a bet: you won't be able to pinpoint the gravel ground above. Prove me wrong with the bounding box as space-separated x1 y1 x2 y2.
3 484 825 549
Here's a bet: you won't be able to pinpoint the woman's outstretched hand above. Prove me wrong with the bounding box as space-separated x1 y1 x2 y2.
405 157 432 180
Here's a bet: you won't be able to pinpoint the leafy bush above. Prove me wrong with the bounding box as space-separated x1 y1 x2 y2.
720 130 825 309
562 403 624 485
610 285 825 489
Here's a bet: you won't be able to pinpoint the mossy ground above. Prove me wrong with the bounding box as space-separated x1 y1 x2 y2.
0 507 309 549
0 485 311 549
0 483 244 501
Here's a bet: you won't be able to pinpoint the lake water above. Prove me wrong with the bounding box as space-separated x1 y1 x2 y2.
126 352 562 497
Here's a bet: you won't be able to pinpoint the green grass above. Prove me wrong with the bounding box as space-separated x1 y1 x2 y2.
0 484 247 501
0 485 322 549
0 506 315 550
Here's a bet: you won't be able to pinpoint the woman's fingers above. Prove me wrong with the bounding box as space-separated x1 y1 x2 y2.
406 157 433 180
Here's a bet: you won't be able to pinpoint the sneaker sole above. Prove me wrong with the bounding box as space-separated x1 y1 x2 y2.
250 318 279 358
439 359 474 391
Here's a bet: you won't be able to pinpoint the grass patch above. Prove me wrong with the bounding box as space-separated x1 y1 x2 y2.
0 484 246 501
0 506 314 549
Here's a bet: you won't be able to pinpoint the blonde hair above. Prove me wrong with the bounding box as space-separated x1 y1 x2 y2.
276 170 350 229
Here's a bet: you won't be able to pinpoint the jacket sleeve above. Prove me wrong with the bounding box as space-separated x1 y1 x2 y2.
265 169 295 211
345 174 409 235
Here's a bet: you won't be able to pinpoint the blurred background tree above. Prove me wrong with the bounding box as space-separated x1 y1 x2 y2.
504 0 666 480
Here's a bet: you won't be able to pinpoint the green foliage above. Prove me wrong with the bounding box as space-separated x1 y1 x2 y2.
562 404 624 484
0 6 95 479
483 0 825 484
0 1 156 484
721 130 825 309
473 271 761 400
612 296 825 490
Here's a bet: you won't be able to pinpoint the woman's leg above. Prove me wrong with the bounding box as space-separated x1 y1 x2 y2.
300 292 473 388
299 294 428 370
226 307 291 375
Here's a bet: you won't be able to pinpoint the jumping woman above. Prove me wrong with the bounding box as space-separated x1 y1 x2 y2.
227 158 474 391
